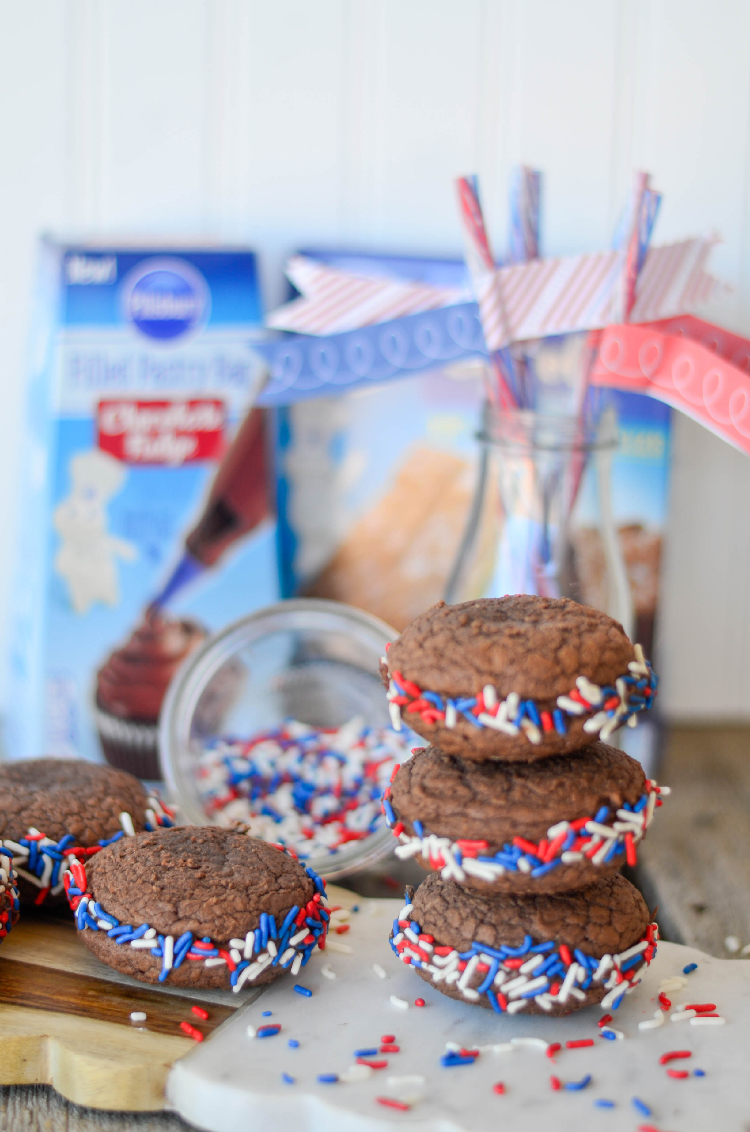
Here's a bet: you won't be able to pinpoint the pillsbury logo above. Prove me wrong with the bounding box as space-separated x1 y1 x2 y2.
121 258 210 342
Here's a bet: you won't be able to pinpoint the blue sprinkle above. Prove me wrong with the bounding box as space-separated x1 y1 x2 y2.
694 1069 705 1077
574 948 589 969
553 709 567 734
502 935 532 958
600 1029 616 1040
288 1039 299 1048
410 921 422 935
594 806 610 823
257 1026 281 1038
281 906 299 934
594 1098 615 1108
634 794 648 812
454 697 476 712
354 1048 378 1057
268 915 278 941
294 984 312 997
531 860 561 877
632 1098 651 1117
525 699 541 727
683 962 698 974
383 799 396 824
487 988 503 1013
281 1073 295 1085
565 1075 592 1091
352 905 359 912
262 1011 272 1017
440 1053 477 1067
317 1074 338 1084
530 941 556 954
413 820 424 837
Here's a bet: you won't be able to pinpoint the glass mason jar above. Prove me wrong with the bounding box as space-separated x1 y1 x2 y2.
159 598 412 880
445 403 634 638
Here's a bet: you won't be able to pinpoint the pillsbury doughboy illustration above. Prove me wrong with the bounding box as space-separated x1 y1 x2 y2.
53 449 136 614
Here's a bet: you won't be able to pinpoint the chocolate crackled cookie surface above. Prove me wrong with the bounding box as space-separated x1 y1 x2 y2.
0 758 170 906
384 742 666 893
382 597 657 761
69 826 328 991
390 872 656 1016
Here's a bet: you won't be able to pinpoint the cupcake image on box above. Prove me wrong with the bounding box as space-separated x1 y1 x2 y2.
94 610 206 780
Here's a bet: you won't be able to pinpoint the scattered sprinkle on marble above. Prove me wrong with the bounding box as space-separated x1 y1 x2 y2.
129 1011 146 1023
321 964 336 979
632 1097 652 1117
281 1073 295 1085
725 935 740 953
390 995 409 1010
683 962 698 974
294 984 312 997
373 963 387 979
288 1039 299 1048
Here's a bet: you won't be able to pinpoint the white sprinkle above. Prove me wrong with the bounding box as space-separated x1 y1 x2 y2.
725 935 741 953
659 975 688 989
204 957 227 967
341 1064 373 1082
130 1011 147 1023
638 1009 664 1030
505 692 520 716
266 940 277 958
556 695 585 715
229 938 245 949
389 703 403 731
520 719 542 744
118 811 136 837
230 948 242 964
671 1009 697 1022
144 928 157 940
691 1015 725 1026
291 953 303 976
741 943 750 957
373 963 387 979
583 711 609 734
290 929 309 947
506 999 528 1014
327 941 353 955
634 643 646 665
445 703 457 729
162 936 174 971
546 820 571 840
511 1037 548 1051
616 940 648 963
478 711 519 735
387 1075 425 1088
279 948 295 964
130 939 158 950
246 1025 256 1038
329 908 350 922
321 964 336 980
390 994 409 1010
483 684 498 710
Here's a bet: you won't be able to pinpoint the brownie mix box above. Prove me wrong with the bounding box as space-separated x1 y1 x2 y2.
5 241 278 769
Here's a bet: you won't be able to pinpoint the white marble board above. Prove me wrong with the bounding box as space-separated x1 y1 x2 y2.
168 889 750 1132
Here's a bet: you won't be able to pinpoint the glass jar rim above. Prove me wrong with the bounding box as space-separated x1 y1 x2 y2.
478 407 618 453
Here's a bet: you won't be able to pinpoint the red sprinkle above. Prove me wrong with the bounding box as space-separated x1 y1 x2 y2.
559 945 573 967
335 924 350 935
546 1043 561 1059
191 1005 209 1020
493 1082 505 1095
566 1039 594 1049
667 1069 690 1079
380 1044 399 1054
659 1050 691 1065
550 1076 561 1091
685 1003 716 1013
637 1126 661 1132
625 831 637 867
376 1097 410 1111
381 1034 395 1043
598 1014 613 1028
180 1021 204 1042
414 998 425 1007
358 1059 388 1070
658 992 672 1010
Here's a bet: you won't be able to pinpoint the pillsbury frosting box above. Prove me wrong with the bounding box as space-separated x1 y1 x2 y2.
6 241 277 764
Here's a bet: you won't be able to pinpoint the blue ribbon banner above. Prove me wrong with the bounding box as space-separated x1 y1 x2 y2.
253 301 488 406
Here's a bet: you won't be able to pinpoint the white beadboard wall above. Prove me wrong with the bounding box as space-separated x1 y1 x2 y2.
0 0 749 718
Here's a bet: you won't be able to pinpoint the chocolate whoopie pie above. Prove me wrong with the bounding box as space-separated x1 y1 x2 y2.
382 597 657 761
383 742 668 893
0 758 174 906
390 872 656 1016
68 826 328 991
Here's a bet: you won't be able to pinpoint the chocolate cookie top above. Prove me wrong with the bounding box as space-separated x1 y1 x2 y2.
96 610 205 723
0 758 150 845
411 871 650 958
85 826 315 941
386 597 634 701
390 742 646 844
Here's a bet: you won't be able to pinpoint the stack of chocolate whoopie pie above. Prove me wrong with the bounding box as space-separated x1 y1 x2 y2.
381 596 666 1017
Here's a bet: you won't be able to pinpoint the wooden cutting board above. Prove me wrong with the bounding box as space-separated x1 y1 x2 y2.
0 884 356 1112
0 908 242 1111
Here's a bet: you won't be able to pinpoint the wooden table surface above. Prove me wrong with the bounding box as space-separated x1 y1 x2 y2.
2 722 748 1132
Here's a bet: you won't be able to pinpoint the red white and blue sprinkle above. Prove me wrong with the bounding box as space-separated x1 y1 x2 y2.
196 719 408 860
384 644 657 744
1 796 173 904
384 778 668 886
